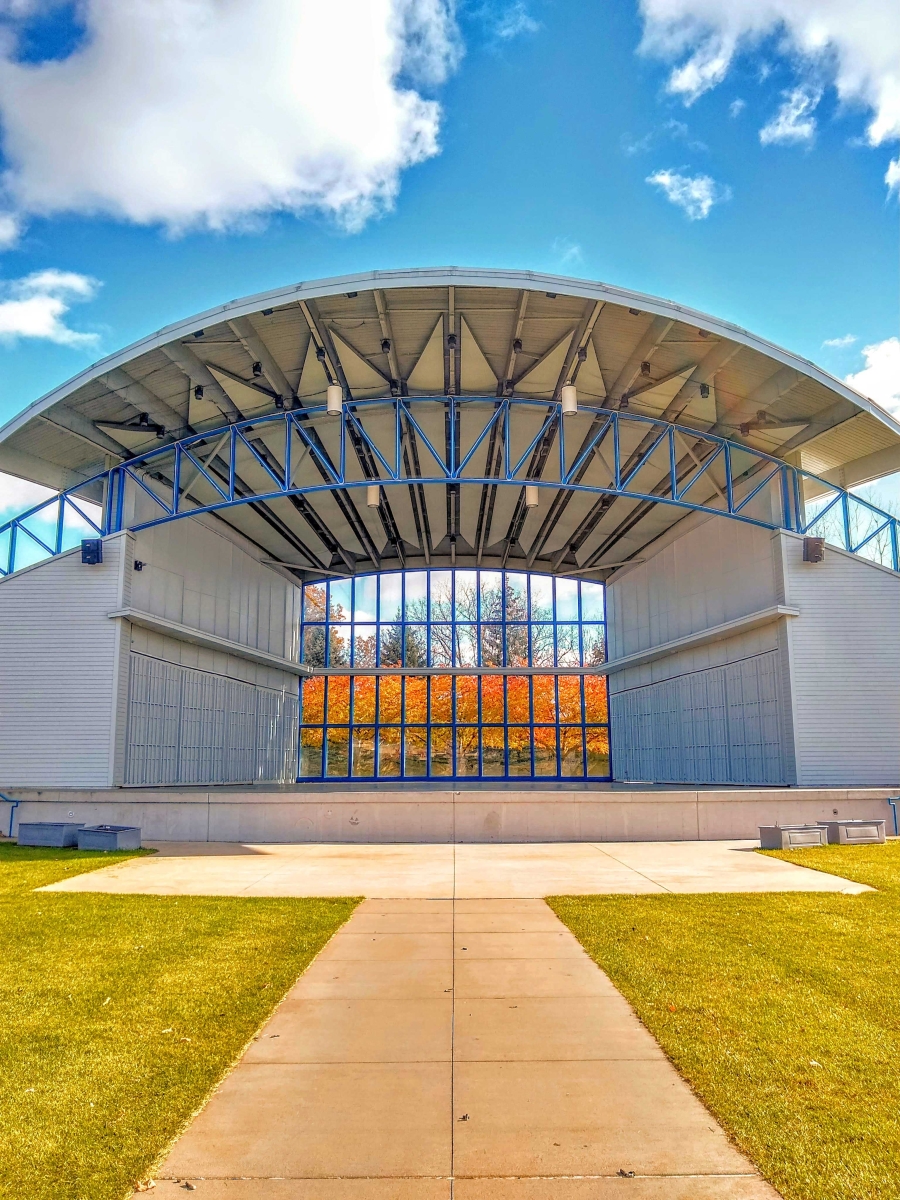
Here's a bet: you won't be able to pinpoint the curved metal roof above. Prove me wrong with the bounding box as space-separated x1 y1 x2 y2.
2 266 897 578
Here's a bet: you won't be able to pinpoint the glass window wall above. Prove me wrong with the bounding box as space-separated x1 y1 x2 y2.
298 569 609 781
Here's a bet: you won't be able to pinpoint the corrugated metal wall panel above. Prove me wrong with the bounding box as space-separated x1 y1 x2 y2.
609 651 784 784
125 654 298 786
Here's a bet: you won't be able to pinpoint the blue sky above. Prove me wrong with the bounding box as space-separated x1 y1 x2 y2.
0 0 897 516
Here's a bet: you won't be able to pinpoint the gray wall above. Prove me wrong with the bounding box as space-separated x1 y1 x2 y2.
0 533 130 788
780 531 900 786
607 512 900 787
0 515 304 789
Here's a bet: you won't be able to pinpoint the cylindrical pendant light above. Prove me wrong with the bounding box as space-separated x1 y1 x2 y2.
326 384 343 416
560 383 578 416
525 484 539 509
366 483 380 508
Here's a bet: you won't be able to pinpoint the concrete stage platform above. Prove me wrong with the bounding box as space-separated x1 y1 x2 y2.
3 781 896 843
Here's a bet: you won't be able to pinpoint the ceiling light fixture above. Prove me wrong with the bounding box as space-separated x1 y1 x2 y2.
525 484 539 508
326 384 343 416
560 384 578 416
367 484 380 508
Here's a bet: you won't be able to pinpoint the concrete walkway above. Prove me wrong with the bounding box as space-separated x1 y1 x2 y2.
147 897 781 1198
46 839 869 898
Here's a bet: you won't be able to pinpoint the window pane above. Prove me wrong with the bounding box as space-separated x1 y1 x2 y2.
430 624 453 667
353 676 377 724
479 571 503 620
559 726 584 777
505 572 528 620
379 623 404 667
405 675 428 723
430 727 453 775
533 675 556 723
329 579 352 621
530 575 553 620
329 626 350 666
479 623 503 666
505 623 529 667
404 727 428 776
507 675 530 724
354 575 377 622
351 726 375 777
404 624 427 667
481 727 504 776
327 676 350 724
508 727 531 776
430 570 453 621
557 676 582 724
586 726 610 777
299 728 323 777
456 726 479 776
303 583 327 622
379 675 402 723
378 728 401 777
454 623 477 667
456 676 478 723
352 624 377 667
455 571 478 621
302 626 326 667
580 581 604 621
530 624 554 667
481 676 504 724
379 573 402 621
431 675 453 723
584 675 608 724
326 727 349 777
555 577 579 621
556 623 580 667
405 571 428 619
533 727 558 776
300 677 325 724
582 624 606 666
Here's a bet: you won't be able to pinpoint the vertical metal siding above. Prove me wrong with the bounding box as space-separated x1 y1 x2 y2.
125 654 298 785
609 650 785 784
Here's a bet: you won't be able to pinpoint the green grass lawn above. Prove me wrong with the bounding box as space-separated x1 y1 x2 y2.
549 841 900 1200
0 843 357 1200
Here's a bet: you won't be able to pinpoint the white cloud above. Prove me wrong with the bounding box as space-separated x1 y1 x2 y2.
759 86 821 145
552 236 583 265
729 98 745 117
0 211 19 247
846 337 900 418
493 3 539 40
638 1 900 153
646 168 731 219
0 269 99 346
823 333 857 348
888 157 900 193
0 471 56 521
0 0 461 234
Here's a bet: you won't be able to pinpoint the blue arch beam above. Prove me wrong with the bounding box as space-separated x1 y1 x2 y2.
1 397 898 577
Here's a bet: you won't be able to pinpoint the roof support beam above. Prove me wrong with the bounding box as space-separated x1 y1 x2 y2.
38 409 128 458
161 342 242 423
102 367 191 439
228 316 296 406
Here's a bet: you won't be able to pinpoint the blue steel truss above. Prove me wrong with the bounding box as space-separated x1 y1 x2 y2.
2 396 899 577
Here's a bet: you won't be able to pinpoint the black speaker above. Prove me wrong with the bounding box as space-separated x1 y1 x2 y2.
81 539 103 565
802 537 825 563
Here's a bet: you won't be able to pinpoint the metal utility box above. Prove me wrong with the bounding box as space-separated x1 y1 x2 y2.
17 821 85 847
76 825 142 851
81 538 103 564
816 819 886 845
759 824 828 850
